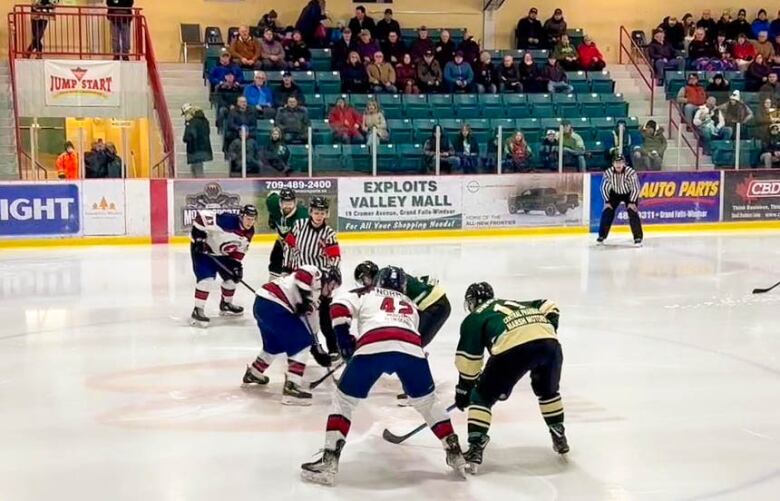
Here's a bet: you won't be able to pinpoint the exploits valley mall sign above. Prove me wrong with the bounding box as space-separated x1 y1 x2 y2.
44 60 121 107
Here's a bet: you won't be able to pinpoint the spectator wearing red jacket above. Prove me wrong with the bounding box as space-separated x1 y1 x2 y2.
328 98 364 144
732 32 756 70
577 35 606 71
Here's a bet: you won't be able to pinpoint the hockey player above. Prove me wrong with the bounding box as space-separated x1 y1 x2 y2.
455 282 568 473
190 204 257 327
265 188 307 280
242 265 342 405
597 155 644 247
301 267 466 486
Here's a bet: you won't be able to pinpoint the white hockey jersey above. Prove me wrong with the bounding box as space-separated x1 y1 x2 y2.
257 267 322 330
330 287 425 359
191 211 254 261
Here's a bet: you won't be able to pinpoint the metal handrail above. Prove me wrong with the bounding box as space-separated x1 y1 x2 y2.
667 100 701 170
618 25 655 115
141 16 175 177
19 150 48 180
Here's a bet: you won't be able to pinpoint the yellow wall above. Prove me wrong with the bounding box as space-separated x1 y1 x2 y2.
65 117 151 178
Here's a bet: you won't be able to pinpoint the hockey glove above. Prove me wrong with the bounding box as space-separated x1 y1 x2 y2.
192 238 209 254
455 378 475 411
334 324 356 361
310 342 332 368
229 262 243 281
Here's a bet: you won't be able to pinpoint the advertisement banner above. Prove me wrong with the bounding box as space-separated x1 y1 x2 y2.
81 180 126 236
0 183 80 236
338 178 462 232
44 60 121 107
723 170 780 221
462 174 584 229
589 171 721 231
172 179 338 236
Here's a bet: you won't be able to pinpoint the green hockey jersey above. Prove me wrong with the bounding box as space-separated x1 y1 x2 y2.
266 192 308 240
406 274 446 311
455 299 560 382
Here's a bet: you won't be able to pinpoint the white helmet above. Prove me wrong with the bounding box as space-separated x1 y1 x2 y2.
293 265 322 293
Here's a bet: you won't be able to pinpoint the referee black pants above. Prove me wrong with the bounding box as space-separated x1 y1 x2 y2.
319 296 338 354
598 191 643 241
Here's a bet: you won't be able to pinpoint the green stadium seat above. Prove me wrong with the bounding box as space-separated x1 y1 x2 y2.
526 93 551 104
429 94 454 116
377 144 400 173
412 119 438 141
288 145 310 173
488 49 503 65
603 94 629 117
439 118 464 136
591 116 618 132
398 144 424 172
491 118 517 134
530 49 550 64
243 70 255 82
467 118 491 143
349 94 375 109
621 116 640 129
711 140 760 168
449 29 465 44
291 71 316 94
500 49 525 61
378 94 403 114
387 119 413 143
311 48 332 71
454 94 479 116
256 119 276 133
314 144 343 170
506 104 532 119
585 141 607 169
531 103 556 118
553 93 579 116
479 93 504 118
567 71 589 93
589 71 615 93
322 93 347 108
405 95 431 118
342 144 371 173
569 117 593 138
316 71 342 94
578 93 604 117
515 118 541 137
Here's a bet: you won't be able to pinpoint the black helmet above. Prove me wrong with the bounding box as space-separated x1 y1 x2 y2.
354 260 379 286
377 266 407 294
310 196 329 210
464 282 494 312
613 154 626 163
279 188 296 202
239 204 258 217
320 266 343 287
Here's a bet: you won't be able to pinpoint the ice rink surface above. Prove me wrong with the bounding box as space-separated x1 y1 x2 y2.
1 232 779 501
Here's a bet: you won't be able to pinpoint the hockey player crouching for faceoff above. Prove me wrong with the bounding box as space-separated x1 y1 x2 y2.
301 267 467 486
354 261 452 405
456 283 568 473
242 265 341 405
190 204 257 327
597 155 644 247
266 188 307 280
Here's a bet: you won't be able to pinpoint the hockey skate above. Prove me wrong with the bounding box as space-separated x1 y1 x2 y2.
282 378 313 406
300 439 345 486
596 237 605 245
634 238 643 248
219 300 244 317
190 307 210 328
444 434 468 478
463 434 490 474
549 423 570 454
396 392 411 407
242 365 269 386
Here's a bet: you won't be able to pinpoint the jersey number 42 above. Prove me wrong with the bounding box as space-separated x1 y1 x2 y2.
380 297 414 315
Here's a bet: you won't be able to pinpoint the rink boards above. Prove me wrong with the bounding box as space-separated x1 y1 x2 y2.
2 170 780 245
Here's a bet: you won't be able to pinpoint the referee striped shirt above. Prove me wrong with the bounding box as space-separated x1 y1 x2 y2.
284 218 341 270
601 166 641 203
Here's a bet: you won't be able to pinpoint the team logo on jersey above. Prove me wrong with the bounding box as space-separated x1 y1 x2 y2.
219 240 245 256
182 183 242 227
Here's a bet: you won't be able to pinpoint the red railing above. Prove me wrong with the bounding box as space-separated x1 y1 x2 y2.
667 100 701 170
618 25 655 115
6 4 175 178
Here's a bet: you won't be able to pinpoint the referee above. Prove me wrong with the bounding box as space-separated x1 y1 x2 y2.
285 196 342 357
597 155 644 246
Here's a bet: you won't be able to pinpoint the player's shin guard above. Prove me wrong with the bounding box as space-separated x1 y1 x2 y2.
194 278 215 309
325 389 359 450
538 394 564 426
221 281 237 304
243 352 272 385
409 392 466 477
282 349 312 405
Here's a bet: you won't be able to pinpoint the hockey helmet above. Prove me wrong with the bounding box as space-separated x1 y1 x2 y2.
354 260 379 286
239 204 258 217
377 266 407 294
464 282 495 312
309 196 330 211
294 265 322 292
320 266 343 287
279 188 296 202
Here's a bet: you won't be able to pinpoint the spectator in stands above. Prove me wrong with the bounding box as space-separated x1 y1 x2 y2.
544 8 567 48
540 129 559 171
286 31 312 70
542 55 573 94
435 30 457 67
677 73 708 124
694 97 731 150
258 10 283 38
295 0 327 47
182 104 213 179
577 35 605 72
697 10 717 41
746 53 772 91
688 28 715 68
349 6 376 39
632 120 667 171
498 55 523 93
504 132 532 172
274 72 305 108
732 32 756 70
382 31 406 66
104 143 122 179
417 50 443 92
553 34 579 71
716 10 732 40
396 53 420 94
357 29 381 64
718 90 754 130
85 140 108 179
660 16 686 51
375 9 400 43
362 99 389 143
411 26 436 62
682 13 697 41
276 96 310 144
516 7 544 50
328 97 364 144
760 123 780 168
753 31 776 62
332 28 355 71
225 97 257 155
459 29 481 67
648 29 683 86
215 72 244 129
261 127 292 175
228 127 260 177
444 51 474 93
209 51 244 89
56 141 78 180
773 33 780 62
519 52 542 92
453 123 480 173
753 10 771 40
27 0 54 58
605 119 632 162
561 120 587 171
729 10 752 41
107 0 134 61
230 25 262 69
260 28 286 70
770 10 780 40
475 51 497 94
243 71 274 120
424 125 459 173
707 73 731 93
756 97 780 142
341 51 369 93
367 51 398 93
714 32 733 60
760 72 780 101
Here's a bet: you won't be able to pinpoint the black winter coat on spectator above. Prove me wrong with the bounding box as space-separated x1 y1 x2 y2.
295 0 325 45
349 16 377 38
375 19 401 42
543 18 567 45
274 83 305 108
647 40 677 62
519 61 541 91
435 40 456 66
516 17 544 49
696 18 718 39
341 62 369 92
729 19 753 40
85 149 109 178
474 61 496 89
225 107 257 152
498 64 521 86
106 0 134 17
746 62 772 91
184 111 214 164
286 42 311 65
659 20 686 50
411 38 435 62
381 39 407 65
459 38 481 66
331 38 356 71
688 39 715 61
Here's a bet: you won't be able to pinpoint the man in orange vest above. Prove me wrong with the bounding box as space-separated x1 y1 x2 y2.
56 141 79 180
676 73 708 125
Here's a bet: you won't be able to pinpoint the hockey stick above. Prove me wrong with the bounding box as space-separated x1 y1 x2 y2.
207 254 257 294
309 360 346 389
752 281 780 294
382 403 458 445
